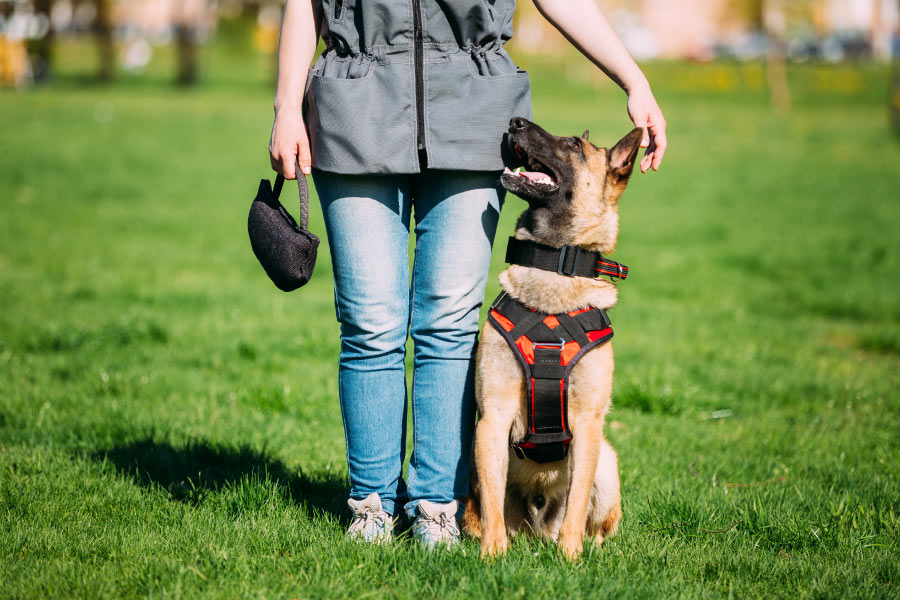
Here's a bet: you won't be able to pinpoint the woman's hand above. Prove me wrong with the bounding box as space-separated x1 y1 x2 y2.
531 0 668 173
627 85 667 173
269 107 311 180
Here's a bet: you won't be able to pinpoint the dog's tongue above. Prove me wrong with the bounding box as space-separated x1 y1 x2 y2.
519 170 550 182
504 167 555 184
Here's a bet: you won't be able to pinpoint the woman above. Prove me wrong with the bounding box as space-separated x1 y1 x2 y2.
269 0 666 548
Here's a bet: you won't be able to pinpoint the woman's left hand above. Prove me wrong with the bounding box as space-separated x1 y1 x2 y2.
626 86 667 173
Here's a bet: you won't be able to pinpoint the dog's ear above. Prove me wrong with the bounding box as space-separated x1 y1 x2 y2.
607 128 644 181
581 130 590 141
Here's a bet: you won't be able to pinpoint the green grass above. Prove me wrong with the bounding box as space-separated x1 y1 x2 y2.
2 39 899 599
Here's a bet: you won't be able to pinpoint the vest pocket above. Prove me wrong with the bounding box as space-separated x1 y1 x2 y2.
466 49 525 79
306 63 416 174
315 55 375 80
427 58 531 170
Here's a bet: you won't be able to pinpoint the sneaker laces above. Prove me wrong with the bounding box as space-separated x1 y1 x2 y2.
416 509 460 538
348 507 389 533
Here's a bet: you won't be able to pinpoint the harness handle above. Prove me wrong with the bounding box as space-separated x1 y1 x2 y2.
273 159 311 231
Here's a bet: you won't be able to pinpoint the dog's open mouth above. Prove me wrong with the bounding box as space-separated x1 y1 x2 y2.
502 143 559 193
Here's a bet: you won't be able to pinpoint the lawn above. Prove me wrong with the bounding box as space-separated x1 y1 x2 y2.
1 40 899 599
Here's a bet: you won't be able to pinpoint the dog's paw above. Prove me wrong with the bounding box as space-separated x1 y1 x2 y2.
480 535 509 559
558 532 584 561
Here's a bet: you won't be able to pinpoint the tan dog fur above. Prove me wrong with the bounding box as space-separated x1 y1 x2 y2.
463 125 643 560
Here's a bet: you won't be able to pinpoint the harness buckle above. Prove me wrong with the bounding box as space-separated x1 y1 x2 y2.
609 262 624 282
556 245 581 277
533 337 566 351
597 260 625 282
491 290 508 309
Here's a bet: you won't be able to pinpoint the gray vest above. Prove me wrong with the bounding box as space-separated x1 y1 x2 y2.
304 0 532 174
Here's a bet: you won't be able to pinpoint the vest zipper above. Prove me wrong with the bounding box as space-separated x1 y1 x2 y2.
411 0 427 167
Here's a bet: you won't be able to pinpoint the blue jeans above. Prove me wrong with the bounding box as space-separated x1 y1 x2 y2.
312 168 505 517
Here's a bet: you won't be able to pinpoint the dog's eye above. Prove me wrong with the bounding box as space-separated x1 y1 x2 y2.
567 138 581 150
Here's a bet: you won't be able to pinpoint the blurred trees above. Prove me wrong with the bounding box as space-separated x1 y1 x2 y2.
892 18 900 133
30 0 53 81
762 1 791 112
726 0 765 28
174 0 210 86
724 0 803 111
94 0 114 81
7 0 216 85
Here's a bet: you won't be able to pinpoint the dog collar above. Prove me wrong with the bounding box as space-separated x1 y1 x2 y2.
505 237 629 281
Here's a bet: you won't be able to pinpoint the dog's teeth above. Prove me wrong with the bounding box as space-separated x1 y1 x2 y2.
503 167 513 174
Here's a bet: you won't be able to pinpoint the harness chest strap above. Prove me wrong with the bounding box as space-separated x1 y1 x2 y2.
487 292 614 464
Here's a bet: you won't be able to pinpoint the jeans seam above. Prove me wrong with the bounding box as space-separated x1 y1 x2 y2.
337 367 353 498
408 237 419 507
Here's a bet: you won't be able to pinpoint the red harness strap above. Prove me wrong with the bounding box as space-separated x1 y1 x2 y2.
487 292 614 463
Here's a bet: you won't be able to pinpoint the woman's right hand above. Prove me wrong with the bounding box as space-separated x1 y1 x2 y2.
269 107 311 180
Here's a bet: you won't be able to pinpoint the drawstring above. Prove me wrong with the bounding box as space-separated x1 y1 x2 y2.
434 511 459 534
351 508 386 530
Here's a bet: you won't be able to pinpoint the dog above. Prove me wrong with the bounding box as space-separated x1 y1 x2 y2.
462 118 644 560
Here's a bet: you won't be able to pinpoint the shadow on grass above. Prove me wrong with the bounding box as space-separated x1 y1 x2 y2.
93 438 348 522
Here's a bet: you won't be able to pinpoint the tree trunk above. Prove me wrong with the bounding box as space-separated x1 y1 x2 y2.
763 1 790 113
175 25 198 86
174 0 209 86
891 12 900 134
95 0 115 82
30 0 55 83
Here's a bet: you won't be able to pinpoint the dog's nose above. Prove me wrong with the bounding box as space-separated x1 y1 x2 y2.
509 117 528 130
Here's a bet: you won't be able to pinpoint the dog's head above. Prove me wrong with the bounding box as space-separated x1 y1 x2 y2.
501 118 643 253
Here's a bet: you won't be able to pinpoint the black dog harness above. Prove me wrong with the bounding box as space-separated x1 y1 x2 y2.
487 238 629 464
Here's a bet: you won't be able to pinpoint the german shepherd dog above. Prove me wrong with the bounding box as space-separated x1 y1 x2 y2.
463 118 644 559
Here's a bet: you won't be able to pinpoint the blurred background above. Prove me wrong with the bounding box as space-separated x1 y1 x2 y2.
2 0 899 100
2 3 900 596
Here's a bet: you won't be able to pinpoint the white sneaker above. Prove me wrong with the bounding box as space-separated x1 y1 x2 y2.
347 493 394 543
411 500 460 549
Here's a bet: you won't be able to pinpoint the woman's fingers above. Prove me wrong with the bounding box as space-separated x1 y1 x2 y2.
632 115 650 148
646 113 667 171
282 152 297 180
650 133 666 171
627 89 667 173
637 110 666 173
627 99 651 148
297 135 312 176
640 143 653 173
269 111 311 179
270 145 297 179
269 150 280 174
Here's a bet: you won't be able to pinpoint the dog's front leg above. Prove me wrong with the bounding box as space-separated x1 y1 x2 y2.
557 416 604 560
474 408 514 557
